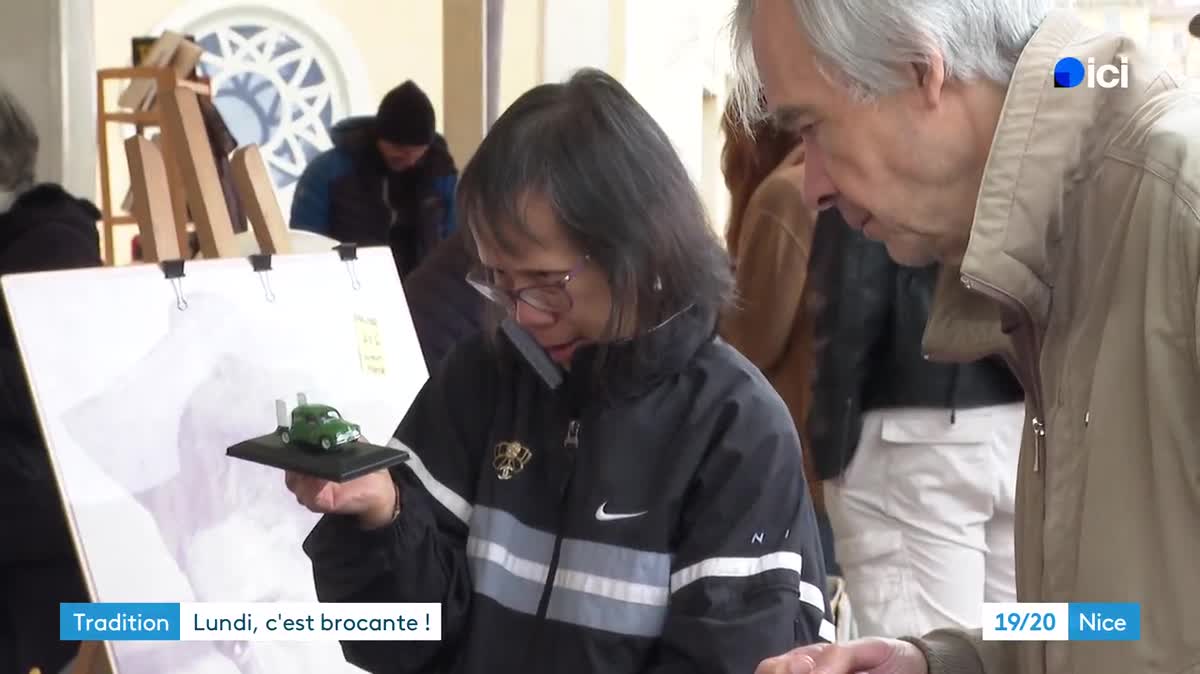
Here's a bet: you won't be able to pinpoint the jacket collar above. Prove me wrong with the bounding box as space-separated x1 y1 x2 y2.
962 10 1094 322
925 10 1170 361
533 305 717 410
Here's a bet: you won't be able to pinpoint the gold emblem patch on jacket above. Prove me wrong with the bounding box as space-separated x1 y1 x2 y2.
493 441 532 480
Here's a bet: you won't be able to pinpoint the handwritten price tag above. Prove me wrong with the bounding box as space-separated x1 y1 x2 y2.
354 314 386 376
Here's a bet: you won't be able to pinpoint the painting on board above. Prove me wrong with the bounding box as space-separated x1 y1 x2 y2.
2 248 426 673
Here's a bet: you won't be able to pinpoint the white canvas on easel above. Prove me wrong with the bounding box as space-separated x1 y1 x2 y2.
2 247 426 674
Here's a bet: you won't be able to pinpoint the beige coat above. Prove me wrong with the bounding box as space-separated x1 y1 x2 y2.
913 10 1200 674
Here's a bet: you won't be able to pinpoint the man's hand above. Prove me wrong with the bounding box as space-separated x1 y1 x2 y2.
755 638 928 674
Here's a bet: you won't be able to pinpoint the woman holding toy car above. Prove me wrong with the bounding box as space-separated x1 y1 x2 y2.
286 69 832 674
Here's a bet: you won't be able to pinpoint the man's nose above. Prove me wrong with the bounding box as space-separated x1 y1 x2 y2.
802 149 838 211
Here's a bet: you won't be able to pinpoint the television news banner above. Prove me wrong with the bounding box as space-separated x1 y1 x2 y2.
59 602 1139 645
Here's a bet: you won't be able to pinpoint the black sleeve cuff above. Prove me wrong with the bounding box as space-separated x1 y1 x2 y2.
302 478 434 601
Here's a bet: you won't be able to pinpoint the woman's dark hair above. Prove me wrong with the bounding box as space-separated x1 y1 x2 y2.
456 68 734 348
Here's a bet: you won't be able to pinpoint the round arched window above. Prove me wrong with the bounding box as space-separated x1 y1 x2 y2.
160 2 370 214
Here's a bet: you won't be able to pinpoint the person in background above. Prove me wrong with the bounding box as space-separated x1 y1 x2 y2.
290 80 457 278
287 68 833 674
738 1 1200 673
717 103 837 575
402 227 486 371
0 85 98 674
804 210 1024 640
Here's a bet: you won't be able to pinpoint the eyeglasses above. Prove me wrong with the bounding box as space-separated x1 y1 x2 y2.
466 256 589 315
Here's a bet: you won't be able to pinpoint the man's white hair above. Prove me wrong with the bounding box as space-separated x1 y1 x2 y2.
729 0 1055 126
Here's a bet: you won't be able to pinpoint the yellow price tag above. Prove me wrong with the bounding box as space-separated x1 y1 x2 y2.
354 314 386 376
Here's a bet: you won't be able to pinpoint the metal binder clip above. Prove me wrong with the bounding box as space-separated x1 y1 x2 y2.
160 259 188 311
249 254 275 302
336 243 361 290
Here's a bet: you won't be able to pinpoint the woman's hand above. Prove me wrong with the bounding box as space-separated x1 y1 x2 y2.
284 468 399 529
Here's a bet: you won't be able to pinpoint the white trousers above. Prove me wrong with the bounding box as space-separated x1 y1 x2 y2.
825 402 1024 638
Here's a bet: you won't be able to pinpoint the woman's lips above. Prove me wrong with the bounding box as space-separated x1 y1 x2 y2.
860 216 880 240
544 339 582 363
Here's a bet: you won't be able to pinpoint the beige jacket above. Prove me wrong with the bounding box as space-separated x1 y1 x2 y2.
911 10 1200 674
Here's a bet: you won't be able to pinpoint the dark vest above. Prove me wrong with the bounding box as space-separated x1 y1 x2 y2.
328 135 455 278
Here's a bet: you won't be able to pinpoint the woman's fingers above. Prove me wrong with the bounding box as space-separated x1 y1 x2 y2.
310 481 338 512
284 471 335 512
284 468 394 516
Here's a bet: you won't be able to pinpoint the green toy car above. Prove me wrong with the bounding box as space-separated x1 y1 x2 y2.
277 398 362 452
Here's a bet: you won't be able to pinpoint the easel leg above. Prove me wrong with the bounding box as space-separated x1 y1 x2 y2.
158 134 192 258
95 73 115 266
72 642 112 674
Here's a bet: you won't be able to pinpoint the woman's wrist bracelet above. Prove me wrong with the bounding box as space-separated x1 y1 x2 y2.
389 480 402 524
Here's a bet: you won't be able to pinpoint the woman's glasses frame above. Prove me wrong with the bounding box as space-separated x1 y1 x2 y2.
466 255 590 316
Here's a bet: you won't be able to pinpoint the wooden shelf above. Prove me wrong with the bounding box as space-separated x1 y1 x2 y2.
100 111 163 125
96 66 211 265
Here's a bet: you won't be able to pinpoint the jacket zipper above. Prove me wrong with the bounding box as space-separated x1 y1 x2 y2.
520 419 579 671
534 419 580 620
381 177 398 227
952 273 1049 674
955 274 1047 471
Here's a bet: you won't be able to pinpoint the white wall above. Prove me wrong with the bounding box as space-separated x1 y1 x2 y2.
535 0 736 230
0 0 96 199
542 0 610 82
540 0 714 186
62 0 98 201
622 0 704 182
0 2 61 187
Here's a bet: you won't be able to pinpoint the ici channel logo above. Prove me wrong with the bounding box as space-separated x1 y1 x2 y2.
1054 56 1129 89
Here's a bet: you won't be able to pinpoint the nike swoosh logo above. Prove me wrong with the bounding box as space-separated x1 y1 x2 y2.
595 501 648 521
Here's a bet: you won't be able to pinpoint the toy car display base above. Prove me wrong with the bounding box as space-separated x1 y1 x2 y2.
227 433 410 483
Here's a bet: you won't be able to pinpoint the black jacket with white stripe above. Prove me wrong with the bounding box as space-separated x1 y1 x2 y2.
303 306 832 674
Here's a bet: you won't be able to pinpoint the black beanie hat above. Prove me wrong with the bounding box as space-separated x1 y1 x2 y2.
376 80 435 146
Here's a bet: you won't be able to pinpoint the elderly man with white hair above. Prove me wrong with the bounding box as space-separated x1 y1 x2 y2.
733 2 1200 674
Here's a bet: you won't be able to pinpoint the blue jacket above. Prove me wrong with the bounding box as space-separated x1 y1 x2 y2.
291 116 458 277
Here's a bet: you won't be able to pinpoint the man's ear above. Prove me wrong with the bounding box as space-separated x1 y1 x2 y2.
912 49 946 108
